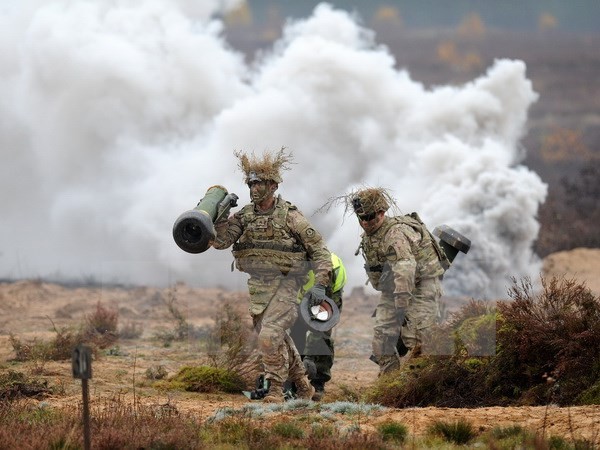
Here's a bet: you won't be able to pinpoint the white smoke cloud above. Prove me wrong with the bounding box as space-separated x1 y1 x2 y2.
0 2 546 298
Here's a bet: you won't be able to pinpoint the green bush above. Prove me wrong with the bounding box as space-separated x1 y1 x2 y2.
427 419 475 445
377 420 408 443
168 365 245 393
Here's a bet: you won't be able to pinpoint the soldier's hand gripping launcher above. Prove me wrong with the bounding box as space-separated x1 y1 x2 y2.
172 185 238 254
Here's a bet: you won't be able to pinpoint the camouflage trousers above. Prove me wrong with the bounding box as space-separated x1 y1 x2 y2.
372 276 442 366
251 277 307 386
289 291 343 386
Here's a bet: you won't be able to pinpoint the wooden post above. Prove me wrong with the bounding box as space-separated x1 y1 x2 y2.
72 344 92 450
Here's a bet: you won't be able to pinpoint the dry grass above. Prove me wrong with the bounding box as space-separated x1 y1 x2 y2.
0 395 579 450
1 276 598 448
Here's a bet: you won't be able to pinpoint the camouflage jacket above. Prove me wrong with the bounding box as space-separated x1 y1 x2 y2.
359 215 445 307
213 195 332 286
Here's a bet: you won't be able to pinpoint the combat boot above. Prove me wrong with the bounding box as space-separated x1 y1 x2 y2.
262 380 284 403
311 381 325 401
294 376 315 401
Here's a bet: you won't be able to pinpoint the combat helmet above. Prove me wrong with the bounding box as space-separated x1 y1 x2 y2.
234 147 294 185
351 187 391 217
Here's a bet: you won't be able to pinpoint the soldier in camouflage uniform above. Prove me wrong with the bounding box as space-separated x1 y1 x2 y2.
352 188 445 375
212 148 332 402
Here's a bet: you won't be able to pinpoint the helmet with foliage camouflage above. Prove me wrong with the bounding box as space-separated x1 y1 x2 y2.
351 187 391 216
234 147 294 185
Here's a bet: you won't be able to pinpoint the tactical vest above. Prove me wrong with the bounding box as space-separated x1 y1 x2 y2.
360 213 445 290
232 196 308 275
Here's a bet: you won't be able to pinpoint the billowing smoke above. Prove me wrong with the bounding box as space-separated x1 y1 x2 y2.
0 1 546 298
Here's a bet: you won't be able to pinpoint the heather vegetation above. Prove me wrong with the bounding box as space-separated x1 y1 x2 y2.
8 301 120 366
369 276 600 408
0 396 593 449
2 274 598 448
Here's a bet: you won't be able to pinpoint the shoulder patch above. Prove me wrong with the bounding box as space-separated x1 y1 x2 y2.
304 228 315 238
385 246 398 261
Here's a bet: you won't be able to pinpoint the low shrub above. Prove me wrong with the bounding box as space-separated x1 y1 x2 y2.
0 370 52 401
427 419 476 445
377 420 408 443
119 321 143 339
370 275 600 407
166 365 245 393
206 301 258 387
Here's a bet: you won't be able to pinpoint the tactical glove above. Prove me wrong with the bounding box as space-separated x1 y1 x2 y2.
215 193 239 223
307 284 327 307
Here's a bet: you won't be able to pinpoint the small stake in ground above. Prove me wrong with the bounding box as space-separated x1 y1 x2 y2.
72 344 92 450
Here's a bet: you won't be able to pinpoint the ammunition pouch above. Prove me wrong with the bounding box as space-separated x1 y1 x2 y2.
233 241 305 253
233 242 308 275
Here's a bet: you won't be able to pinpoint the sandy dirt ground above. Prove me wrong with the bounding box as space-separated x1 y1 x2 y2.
1 248 599 444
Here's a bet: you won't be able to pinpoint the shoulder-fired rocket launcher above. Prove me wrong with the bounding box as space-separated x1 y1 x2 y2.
432 224 471 270
172 185 238 254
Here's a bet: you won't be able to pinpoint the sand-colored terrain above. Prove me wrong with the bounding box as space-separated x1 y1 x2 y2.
1 248 599 444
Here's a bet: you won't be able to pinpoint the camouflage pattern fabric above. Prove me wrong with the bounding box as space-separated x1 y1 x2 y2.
214 195 332 306
212 195 332 387
359 215 444 366
251 278 307 385
372 277 441 355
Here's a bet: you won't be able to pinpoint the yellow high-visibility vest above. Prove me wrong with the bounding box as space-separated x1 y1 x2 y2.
298 253 346 302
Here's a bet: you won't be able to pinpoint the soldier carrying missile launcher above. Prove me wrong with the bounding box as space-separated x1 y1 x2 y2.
208 148 333 403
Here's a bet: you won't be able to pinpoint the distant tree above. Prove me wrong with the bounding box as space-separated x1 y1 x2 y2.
457 13 486 39
372 6 403 27
437 40 482 72
538 12 558 31
437 41 459 65
540 127 591 162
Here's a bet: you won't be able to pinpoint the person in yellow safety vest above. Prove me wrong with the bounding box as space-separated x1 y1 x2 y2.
289 252 346 401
